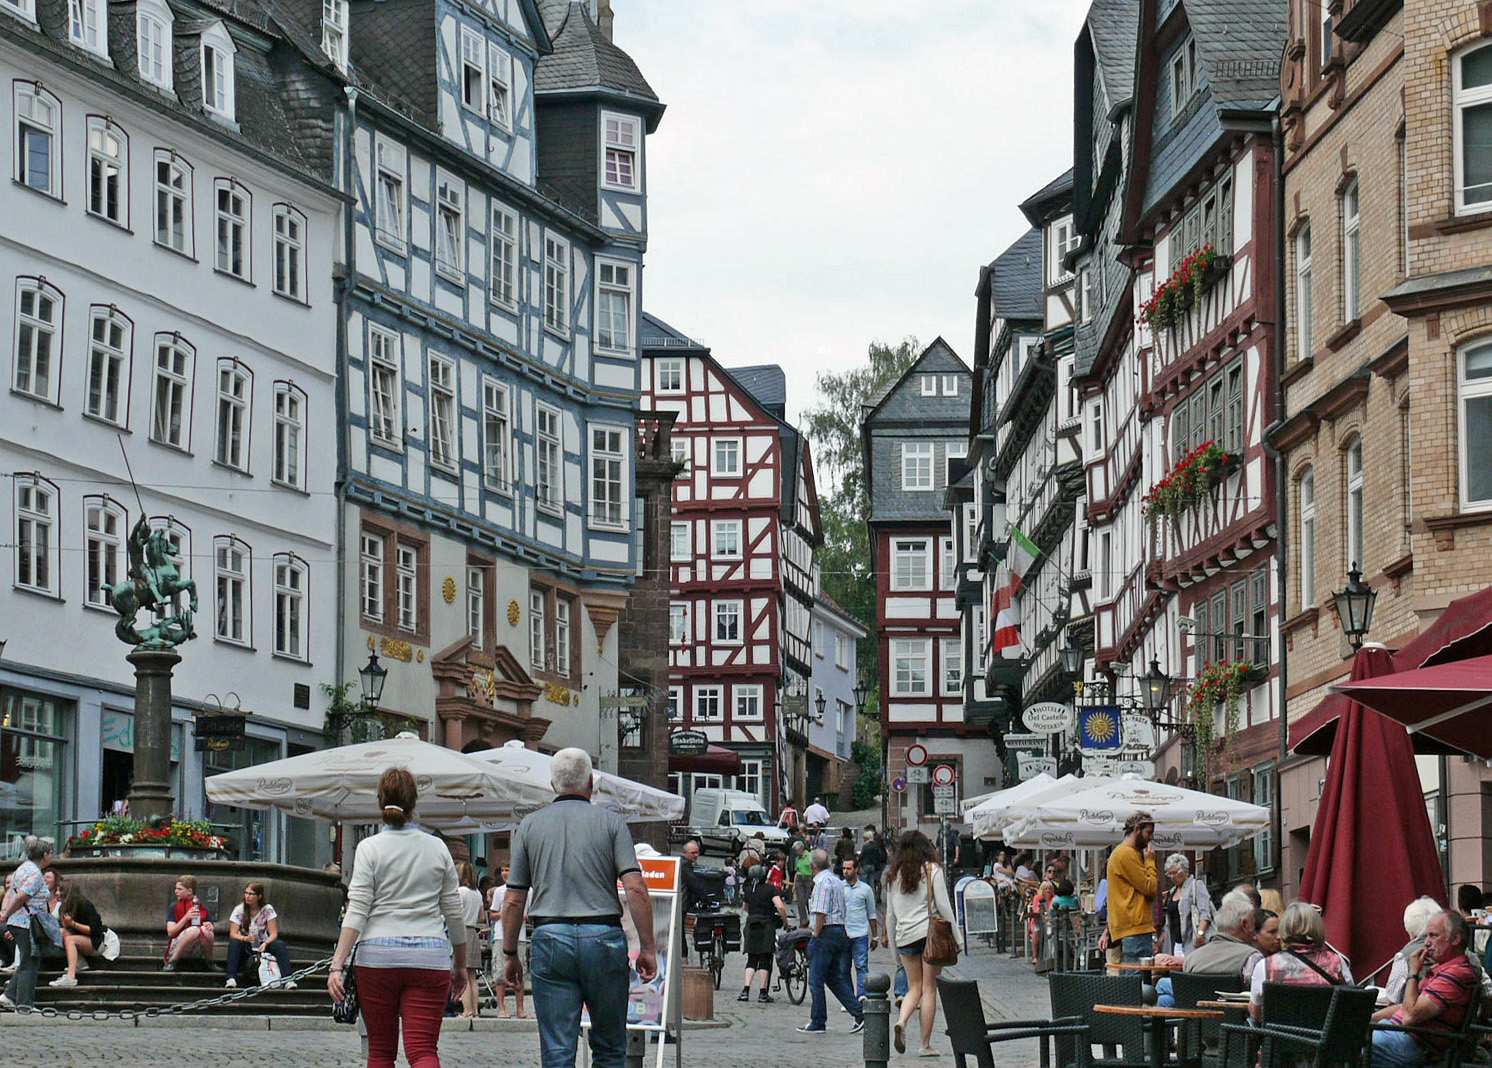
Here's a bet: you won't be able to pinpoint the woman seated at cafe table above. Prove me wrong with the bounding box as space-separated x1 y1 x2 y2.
1248 902 1351 1022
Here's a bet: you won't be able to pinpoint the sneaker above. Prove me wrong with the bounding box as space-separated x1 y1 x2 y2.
161 961 176 973
758 992 774 1004
737 989 751 1002
0 961 16 974
797 1024 826 1034
0 994 14 1010
850 1019 866 1034
75 959 89 972
283 980 298 990
48 975 77 988
224 978 237 989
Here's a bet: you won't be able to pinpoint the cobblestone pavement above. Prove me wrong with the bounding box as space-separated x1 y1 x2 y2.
0 940 1051 1066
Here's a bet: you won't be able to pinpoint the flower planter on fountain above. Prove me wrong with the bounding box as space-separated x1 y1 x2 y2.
66 816 229 860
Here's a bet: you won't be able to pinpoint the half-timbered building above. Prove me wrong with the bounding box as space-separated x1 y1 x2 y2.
641 316 823 813
865 340 1002 834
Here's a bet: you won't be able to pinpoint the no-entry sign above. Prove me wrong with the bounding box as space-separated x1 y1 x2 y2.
932 764 956 787
906 744 928 767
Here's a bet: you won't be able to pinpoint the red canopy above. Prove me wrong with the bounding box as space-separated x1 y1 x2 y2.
667 745 742 775
1330 653 1492 760
1289 583 1492 755
1298 645 1446 981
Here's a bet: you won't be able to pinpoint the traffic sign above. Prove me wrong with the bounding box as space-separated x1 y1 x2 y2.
891 776 907 793
906 744 928 767
931 784 956 799
933 797 957 816
906 766 931 784
932 764 956 787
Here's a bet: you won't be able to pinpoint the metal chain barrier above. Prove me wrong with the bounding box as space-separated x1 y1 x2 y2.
13 956 334 1022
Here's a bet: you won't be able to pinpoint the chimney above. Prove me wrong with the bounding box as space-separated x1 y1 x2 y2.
598 0 613 41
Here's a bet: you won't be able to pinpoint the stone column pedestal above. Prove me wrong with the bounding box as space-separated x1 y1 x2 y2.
126 646 181 824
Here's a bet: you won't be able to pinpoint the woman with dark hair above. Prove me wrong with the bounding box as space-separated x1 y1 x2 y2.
224 882 293 989
737 858 790 1004
327 768 467 1068
883 830 957 1057
48 884 106 988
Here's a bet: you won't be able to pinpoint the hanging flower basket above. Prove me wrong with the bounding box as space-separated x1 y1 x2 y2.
1139 246 1232 330
1142 440 1237 521
1186 659 1264 786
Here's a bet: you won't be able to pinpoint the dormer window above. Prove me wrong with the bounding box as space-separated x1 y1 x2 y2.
602 112 640 191
1171 35 1198 116
321 0 348 71
137 0 173 90
69 0 107 56
200 24 237 121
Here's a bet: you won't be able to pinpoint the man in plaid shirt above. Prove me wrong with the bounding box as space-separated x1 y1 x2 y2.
797 849 865 1035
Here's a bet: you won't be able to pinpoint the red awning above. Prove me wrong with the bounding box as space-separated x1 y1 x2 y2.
668 745 742 775
1329 653 1492 760
1289 583 1492 755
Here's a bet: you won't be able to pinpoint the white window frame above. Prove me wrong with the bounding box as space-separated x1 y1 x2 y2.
214 358 251 471
940 535 956 590
83 494 126 608
941 374 959 396
554 598 571 676
15 475 59 595
86 305 131 426
891 538 931 592
272 381 306 490
466 564 485 650
1454 44 1492 214
1299 469 1316 609
86 117 127 225
200 24 237 121
1048 217 1075 284
2 0 36 23
920 374 937 396
367 325 402 446
214 178 250 280
694 685 723 723
359 531 384 623
434 172 464 282
668 602 687 644
69 0 106 54
535 403 563 514
137 0 173 89
488 43 512 129
670 522 690 563
543 232 570 336
12 277 62 404
713 599 743 645
273 553 307 660
712 437 742 477
151 333 194 450
1458 340 1492 509
374 137 406 252
667 686 683 721
273 204 307 302
394 543 418 633
601 110 640 192
213 535 251 646
712 519 742 559
835 631 852 671
154 150 193 255
459 26 485 114
489 202 517 308
890 637 931 697
321 0 347 69
901 442 933 491
1295 224 1312 363
1342 178 1361 322
595 259 634 355
427 352 457 471
734 684 763 722
1345 439 1364 572
525 589 545 669
941 636 963 696
655 358 684 393
14 82 60 197
481 379 511 493
588 424 626 529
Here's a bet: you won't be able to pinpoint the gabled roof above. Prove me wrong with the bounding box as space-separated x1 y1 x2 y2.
1087 0 1140 108
860 337 970 427
640 312 710 354
1019 168 1075 226
989 228 1045 321
730 365 787 419
1185 0 1287 113
534 0 663 129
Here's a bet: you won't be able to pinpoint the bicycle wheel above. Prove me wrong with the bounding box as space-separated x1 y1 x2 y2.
785 962 807 1004
710 931 725 990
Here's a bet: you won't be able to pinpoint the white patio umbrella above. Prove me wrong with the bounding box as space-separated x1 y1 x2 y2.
970 774 1108 842
1003 774 1270 850
204 733 554 830
465 740 684 825
960 772 1054 817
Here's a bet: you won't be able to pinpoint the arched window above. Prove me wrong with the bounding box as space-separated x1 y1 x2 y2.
151 333 195 449
83 495 127 607
15 474 60 595
272 204 307 301
200 22 237 121
136 0 174 89
86 117 128 225
214 358 252 471
68 0 107 56
1343 438 1364 572
149 516 192 583
13 277 63 404
14 82 60 196
272 381 306 489
1454 42 1492 214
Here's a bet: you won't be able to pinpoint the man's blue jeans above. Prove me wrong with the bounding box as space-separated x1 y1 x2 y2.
1370 1028 1428 1068
848 933 870 998
530 923 631 1068
807 925 862 1028
1120 933 1152 962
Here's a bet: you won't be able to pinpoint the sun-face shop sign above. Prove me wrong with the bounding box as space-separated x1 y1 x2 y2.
1022 702 1075 734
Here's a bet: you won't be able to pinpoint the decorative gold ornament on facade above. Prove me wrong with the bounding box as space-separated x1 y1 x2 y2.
507 599 521 626
416 649 424 663
470 669 497 706
442 577 456 604
542 682 574 706
366 634 375 651
379 636 414 663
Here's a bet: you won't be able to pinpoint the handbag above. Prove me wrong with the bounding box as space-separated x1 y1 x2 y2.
331 947 359 1024
258 950 282 985
100 929 121 961
922 864 960 967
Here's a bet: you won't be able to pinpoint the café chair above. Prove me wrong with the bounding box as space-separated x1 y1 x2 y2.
1049 971 1149 1068
938 977 1091 1068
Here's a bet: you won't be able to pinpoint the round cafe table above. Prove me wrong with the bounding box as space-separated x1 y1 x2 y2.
1093 1004 1224 1068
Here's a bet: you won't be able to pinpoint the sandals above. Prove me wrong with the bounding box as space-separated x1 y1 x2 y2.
894 1022 906 1054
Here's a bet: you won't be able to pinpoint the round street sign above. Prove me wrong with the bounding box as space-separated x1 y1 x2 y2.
891 776 907 793
905 744 929 767
932 764 956 787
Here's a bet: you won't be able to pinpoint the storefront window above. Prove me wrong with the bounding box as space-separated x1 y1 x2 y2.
100 708 183 817
203 737 282 861
1 687 69 858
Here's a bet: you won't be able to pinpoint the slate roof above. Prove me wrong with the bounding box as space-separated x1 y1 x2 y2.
989 228 1044 321
1019 168 1075 226
1087 0 1140 106
730 364 787 419
1186 0 1287 113
345 0 439 126
534 1 663 128
640 312 709 353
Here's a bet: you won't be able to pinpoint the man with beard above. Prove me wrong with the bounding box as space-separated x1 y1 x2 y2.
1106 811 1158 963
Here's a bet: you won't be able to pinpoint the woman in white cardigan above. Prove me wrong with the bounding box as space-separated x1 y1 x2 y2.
327 768 467 1068
883 830 958 1058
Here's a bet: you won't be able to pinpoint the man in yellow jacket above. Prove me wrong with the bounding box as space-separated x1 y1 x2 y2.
1105 811 1157 962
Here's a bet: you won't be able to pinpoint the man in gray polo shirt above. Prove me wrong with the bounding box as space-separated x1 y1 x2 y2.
501 748 656 1068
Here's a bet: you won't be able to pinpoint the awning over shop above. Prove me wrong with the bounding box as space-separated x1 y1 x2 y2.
1330 653 1492 760
668 745 742 775
1289 584 1492 755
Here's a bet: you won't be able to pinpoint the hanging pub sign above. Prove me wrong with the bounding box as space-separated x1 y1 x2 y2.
1022 702 1075 734
667 729 708 756
194 711 248 752
1078 706 1124 751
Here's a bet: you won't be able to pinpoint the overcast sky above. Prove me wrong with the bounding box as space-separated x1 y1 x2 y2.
615 1 1092 424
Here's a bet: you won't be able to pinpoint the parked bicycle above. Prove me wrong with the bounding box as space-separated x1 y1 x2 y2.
774 926 811 1005
689 910 740 991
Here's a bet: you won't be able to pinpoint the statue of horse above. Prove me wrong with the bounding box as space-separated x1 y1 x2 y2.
107 518 198 648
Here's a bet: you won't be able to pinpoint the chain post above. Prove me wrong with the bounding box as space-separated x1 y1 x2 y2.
862 971 891 1068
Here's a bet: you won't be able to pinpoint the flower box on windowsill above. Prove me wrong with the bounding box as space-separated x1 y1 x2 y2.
1140 248 1233 330
1142 440 1238 521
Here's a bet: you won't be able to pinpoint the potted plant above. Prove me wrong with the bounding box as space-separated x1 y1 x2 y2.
66 816 228 859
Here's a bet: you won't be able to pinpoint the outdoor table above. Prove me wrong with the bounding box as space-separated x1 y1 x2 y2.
1093 1004 1224 1068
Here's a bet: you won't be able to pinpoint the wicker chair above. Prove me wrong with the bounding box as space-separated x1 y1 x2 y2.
1170 971 1247 1068
1049 971 1149 1068
1370 981 1485 1068
1219 984 1369 1068
938 977 1091 1068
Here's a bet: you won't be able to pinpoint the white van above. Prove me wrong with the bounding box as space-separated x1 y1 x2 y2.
687 789 789 855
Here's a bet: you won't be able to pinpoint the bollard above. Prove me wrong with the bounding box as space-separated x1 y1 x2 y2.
862 971 891 1068
626 1026 647 1068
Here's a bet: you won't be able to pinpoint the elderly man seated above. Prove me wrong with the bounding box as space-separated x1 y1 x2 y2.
1369 909 1478 1068
1155 891 1255 1006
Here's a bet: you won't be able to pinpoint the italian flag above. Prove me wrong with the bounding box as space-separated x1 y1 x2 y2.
990 525 1040 660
